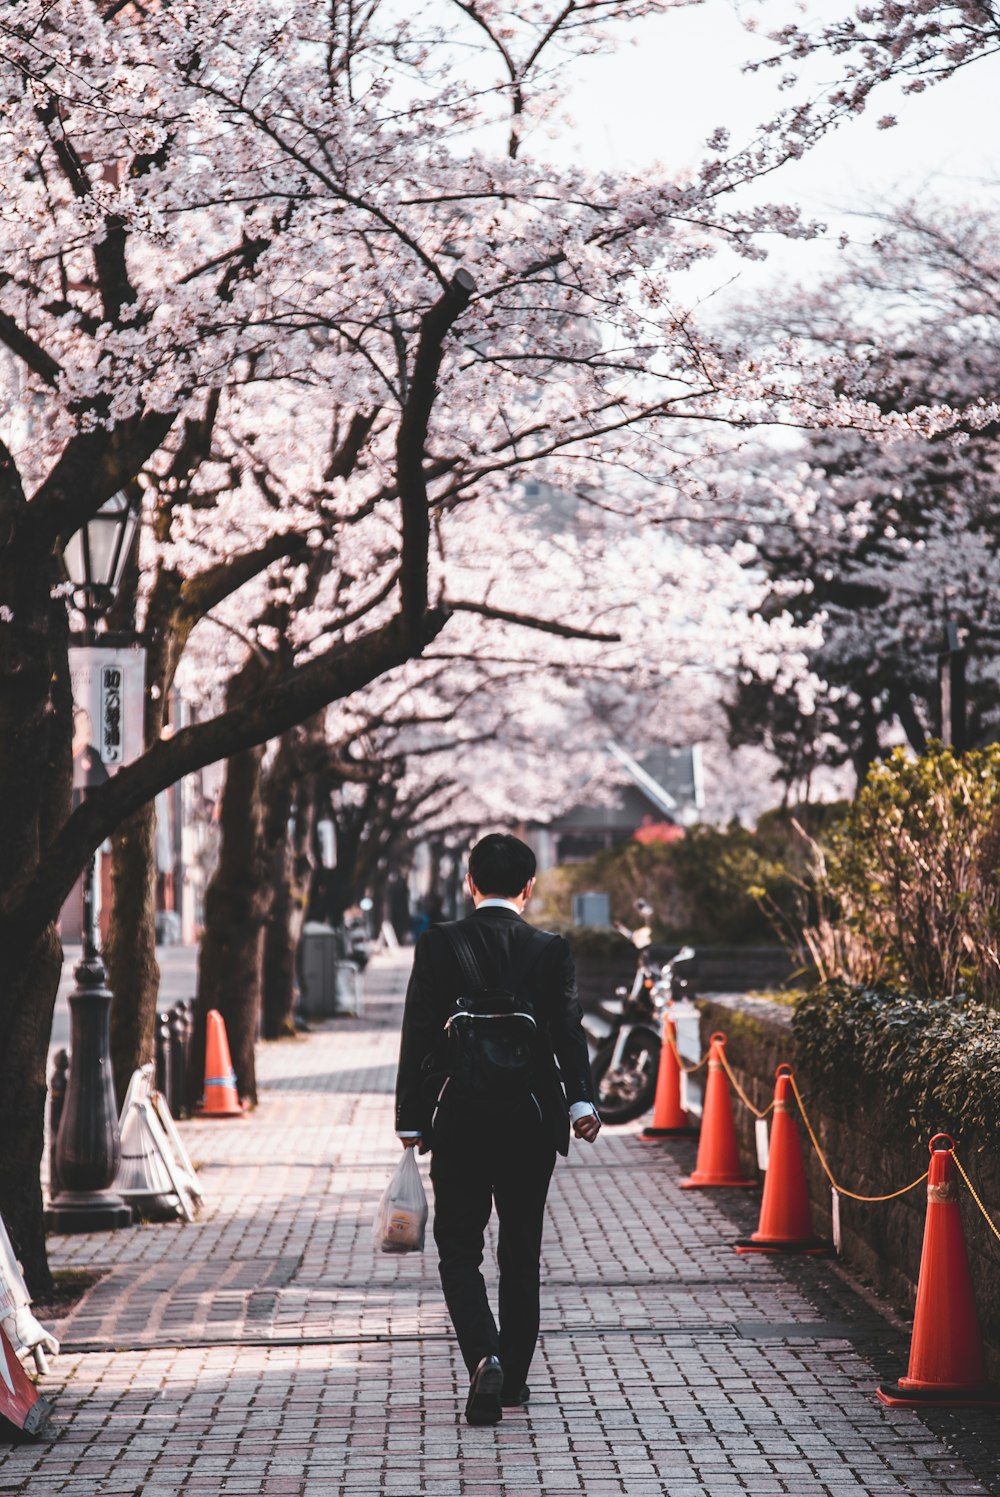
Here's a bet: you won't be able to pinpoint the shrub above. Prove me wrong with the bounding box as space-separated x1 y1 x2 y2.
794 981 1000 1138
560 925 635 964
825 743 1000 1005
532 806 845 949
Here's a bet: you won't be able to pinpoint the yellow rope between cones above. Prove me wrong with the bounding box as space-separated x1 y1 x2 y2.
663 1027 983 1208
953 1152 1000 1245
716 1046 776 1121
786 1073 928 1202
665 1032 708 1077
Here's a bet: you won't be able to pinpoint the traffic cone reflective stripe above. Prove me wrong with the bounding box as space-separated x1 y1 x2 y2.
195 1010 245 1119
642 1010 698 1138
878 1135 1000 1407
735 1067 831 1254
680 1033 757 1189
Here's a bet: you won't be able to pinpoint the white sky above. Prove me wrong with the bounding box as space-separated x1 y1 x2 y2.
554 0 999 292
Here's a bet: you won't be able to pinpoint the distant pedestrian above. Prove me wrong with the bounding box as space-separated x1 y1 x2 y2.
410 903 430 941
394 833 600 1426
71 706 109 810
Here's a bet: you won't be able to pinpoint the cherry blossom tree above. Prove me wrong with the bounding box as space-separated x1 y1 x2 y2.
7 0 984 1287
720 199 1000 784
181 413 859 1106
203 490 796 1063
748 0 1000 143
294 529 796 904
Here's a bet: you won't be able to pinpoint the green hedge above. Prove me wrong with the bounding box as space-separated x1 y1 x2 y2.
794 981 1000 1138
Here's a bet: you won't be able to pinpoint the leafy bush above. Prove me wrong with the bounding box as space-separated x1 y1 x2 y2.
794 981 1000 1138
824 744 1000 1005
561 925 635 964
533 806 846 948
665 822 801 944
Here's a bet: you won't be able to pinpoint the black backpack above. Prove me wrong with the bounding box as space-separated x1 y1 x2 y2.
441 926 557 1102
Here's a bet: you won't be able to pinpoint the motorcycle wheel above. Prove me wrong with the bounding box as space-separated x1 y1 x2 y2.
591 1029 661 1125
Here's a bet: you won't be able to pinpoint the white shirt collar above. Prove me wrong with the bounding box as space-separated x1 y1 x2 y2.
476 898 522 914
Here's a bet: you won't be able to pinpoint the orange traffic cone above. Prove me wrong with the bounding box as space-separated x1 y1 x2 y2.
735 1066 831 1254
195 1010 245 1119
877 1134 1000 1407
642 1008 698 1138
680 1033 757 1188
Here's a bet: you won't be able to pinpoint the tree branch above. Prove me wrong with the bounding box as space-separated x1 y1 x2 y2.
445 598 621 643
0 312 62 388
26 412 178 555
179 530 312 625
325 409 379 481
5 606 451 954
36 98 137 322
396 268 476 631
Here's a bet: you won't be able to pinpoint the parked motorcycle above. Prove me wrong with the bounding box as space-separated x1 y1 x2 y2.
583 908 694 1125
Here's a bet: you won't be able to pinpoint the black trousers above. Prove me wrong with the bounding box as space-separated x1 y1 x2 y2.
429 1093 557 1393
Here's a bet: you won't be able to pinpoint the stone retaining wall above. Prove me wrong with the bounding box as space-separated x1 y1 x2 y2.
699 992 1000 1383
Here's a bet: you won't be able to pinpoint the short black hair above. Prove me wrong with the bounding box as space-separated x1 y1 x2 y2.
468 833 536 898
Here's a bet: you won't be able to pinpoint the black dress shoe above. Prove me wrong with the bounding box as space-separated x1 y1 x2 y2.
466 1355 503 1426
500 1384 529 1408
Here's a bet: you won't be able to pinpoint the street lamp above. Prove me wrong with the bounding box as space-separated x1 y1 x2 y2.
46 492 142 1233
61 490 142 634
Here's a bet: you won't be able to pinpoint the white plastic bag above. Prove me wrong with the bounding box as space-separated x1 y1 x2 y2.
374 1147 428 1253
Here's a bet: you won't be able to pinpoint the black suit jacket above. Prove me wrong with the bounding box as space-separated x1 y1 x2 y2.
394 906 594 1156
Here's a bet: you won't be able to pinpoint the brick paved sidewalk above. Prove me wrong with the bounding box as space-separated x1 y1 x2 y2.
4 950 999 1496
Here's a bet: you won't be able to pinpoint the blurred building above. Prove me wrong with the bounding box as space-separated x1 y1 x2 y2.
527 743 704 871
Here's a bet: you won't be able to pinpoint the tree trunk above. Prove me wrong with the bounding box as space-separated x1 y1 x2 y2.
189 738 269 1108
105 802 161 1109
262 779 315 1040
0 928 63 1296
851 699 882 787
261 849 297 1040
0 456 72 1291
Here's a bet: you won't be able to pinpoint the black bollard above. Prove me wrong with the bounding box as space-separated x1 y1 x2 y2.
48 1049 69 1201
155 1011 172 1105
183 1000 195 1064
184 1000 196 1108
169 1004 188 1118
46 851 133 1232
46 961 134 1230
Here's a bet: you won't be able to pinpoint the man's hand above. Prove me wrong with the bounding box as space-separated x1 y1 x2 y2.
400 1136 422 1150
573 1113 601 1143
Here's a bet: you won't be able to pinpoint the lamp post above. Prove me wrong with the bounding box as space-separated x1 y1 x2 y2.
61 489 139 629
938 621 968 756
46 492 142 1233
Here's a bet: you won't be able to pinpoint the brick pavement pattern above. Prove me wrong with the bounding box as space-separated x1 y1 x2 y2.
5 950 998 1495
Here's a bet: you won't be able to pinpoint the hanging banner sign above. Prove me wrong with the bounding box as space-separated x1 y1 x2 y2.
69 646 145 784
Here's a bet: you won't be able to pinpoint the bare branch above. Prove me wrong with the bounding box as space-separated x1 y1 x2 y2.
0 312 62 387
445 598 621 644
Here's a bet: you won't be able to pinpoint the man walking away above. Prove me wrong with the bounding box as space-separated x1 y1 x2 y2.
395 833 600 1426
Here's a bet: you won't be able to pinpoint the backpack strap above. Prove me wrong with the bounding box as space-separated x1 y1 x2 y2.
442 923 558 996
445 925 487 994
